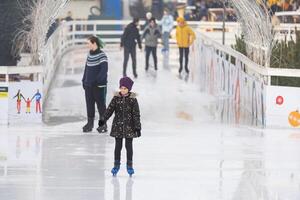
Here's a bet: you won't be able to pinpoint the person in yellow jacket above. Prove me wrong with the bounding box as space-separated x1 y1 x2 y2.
176 17 196 75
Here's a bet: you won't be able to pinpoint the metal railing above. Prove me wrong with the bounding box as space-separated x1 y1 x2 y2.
62 20 300 45
61 20 240 46
200 34 300 82
0 66 43 82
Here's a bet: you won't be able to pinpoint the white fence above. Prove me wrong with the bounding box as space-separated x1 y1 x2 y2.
192 32 300 128
62 20 240 45
62 20 300 46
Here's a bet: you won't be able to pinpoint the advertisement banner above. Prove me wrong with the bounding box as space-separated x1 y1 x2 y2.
8 81 43 125
0 83 9 125
266 85 300 128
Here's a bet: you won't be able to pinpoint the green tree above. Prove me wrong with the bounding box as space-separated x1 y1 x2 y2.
232 29 300 87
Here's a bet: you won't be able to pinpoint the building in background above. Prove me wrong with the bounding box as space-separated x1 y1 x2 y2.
60 0 122 20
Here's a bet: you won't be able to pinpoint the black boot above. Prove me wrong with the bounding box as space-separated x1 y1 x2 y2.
82 117 94 132
97 123 108 133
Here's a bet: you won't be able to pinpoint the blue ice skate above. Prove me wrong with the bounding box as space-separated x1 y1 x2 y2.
111 161 120 176
127 166 135 177
111 166 120 176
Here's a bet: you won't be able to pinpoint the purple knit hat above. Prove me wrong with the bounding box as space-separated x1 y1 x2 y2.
119 77 134 91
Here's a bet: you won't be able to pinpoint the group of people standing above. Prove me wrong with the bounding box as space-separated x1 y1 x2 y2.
121 10 196 77
81 13 196 177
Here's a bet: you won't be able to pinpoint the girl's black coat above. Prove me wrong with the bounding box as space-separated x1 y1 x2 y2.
104 92 141 138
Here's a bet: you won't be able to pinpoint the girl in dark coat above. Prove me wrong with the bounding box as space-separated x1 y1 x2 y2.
98 77 141 176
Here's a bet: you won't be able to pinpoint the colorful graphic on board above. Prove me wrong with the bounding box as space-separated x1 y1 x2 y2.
276 96 284 105
31 89 42 113
288 110 300 127
8 82 43 124
11 89 42 114
0 87 8 98
13 90 26 114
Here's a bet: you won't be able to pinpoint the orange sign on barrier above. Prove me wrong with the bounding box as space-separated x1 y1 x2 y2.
288 110 300 127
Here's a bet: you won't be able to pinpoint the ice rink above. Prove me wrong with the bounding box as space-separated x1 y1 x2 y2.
1 47 300 200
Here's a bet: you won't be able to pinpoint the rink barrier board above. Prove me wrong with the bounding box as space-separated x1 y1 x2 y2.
192 32 300 128
0 83 9 125
0 68 43 125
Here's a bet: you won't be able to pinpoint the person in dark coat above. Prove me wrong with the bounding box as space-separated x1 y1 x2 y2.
121 18 142 78
98 77 141 176
82 36 108 133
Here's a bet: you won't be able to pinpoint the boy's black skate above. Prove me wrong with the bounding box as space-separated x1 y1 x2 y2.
184 72 189 82
82 118 94 132
97 124 107 133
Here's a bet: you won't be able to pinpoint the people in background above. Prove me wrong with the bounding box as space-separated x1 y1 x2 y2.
142 17 161 71
227 10 237 22
282 0 293 11
161 9 174 52
65 11 73 21
121 18 142 78
176 17 196 76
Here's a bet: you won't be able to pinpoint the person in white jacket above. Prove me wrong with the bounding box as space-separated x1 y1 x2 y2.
161 9 174 53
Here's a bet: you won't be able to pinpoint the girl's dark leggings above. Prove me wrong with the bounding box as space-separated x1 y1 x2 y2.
114 138 133 163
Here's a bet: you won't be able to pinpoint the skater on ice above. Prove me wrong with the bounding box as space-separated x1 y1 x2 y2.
142 17 161 72
161 9 174 53
98 77 141 176
121 18 142 78
82 36 108 133
175 17 196 77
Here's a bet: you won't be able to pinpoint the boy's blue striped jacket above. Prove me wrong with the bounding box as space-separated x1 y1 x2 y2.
82 48 108 87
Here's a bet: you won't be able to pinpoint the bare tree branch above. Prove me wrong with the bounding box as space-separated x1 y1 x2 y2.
13 0 69 65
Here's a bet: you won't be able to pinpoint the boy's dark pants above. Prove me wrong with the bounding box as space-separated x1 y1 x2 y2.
84 86 106 119
145 46 157 70
123 47 137 77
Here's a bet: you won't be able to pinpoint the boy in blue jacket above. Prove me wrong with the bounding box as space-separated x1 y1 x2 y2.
82 36 108 133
